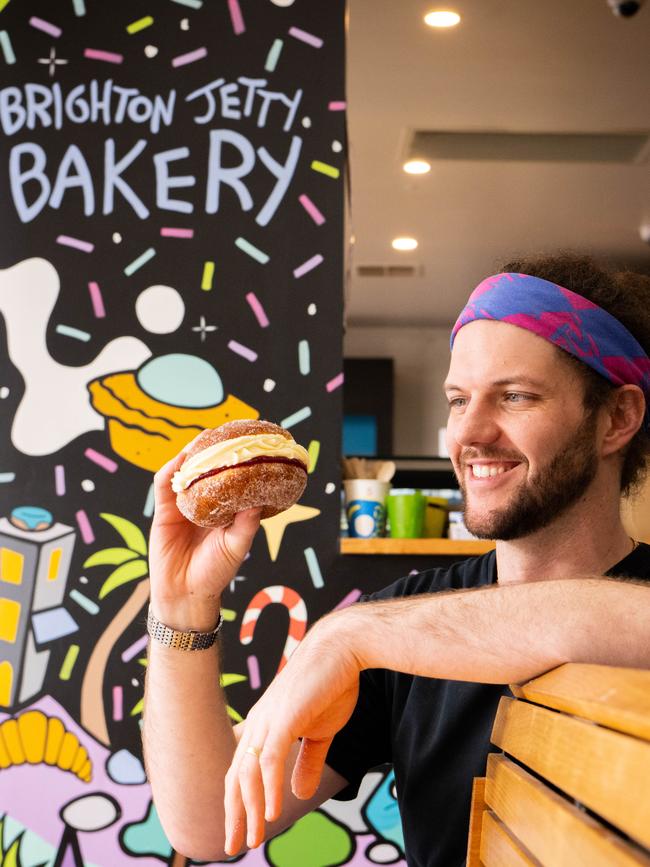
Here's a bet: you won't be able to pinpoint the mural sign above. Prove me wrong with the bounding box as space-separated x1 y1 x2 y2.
0 1 404 864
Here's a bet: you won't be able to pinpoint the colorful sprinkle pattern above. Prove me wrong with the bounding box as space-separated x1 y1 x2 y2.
0 3 402 865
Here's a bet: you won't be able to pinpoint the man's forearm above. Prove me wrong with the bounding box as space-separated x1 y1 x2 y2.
143 642 236 861
324 578 650 684
219 577 648 840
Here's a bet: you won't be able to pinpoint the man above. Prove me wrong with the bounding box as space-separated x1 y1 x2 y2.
143 254 650 867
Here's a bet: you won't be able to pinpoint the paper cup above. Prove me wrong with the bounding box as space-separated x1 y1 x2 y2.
343 479 390 538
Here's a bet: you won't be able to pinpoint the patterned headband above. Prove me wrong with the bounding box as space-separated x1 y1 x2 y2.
450 272 650 426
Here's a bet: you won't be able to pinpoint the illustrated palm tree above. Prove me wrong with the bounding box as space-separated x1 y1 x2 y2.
81 513 244 744
80 513 151 745
0 815 45 867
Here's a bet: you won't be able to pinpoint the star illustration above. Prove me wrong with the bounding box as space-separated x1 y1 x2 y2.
229 574 247 594
192 316 218 342
260 503 321 562
38 47 68 78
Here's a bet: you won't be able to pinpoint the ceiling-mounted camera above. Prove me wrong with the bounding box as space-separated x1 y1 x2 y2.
607 0 645 16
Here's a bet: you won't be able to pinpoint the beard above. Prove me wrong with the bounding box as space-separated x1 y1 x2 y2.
457 411 599 540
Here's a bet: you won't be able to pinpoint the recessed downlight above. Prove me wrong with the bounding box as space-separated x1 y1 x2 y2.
403 159 431 175
424 10 461 28
392 237 418 251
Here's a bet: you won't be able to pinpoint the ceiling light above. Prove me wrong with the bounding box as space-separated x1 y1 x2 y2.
424 10 461 28
403 159 431 175
392 237 418 251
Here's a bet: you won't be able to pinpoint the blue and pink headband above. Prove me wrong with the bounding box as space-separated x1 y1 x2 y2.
451 272 650 427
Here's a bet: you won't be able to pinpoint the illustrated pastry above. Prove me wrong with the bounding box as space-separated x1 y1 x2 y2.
88 354 259 472
172 419 310 528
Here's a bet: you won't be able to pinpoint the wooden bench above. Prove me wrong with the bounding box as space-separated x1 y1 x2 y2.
467 663 650 866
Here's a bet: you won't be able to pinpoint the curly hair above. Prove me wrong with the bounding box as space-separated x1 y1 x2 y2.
496 252 650 495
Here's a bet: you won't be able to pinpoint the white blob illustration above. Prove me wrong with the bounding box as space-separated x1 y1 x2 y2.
144 45 158 58
263 378 276 392
367 842 402 864
136 285 185 334
307 303 317 315
270 0 296 5
302 116 311 128
0 387 9 398
112 232 122 243
0 258 151 455
321 771 383 832
81 479 95 492
332 140 343 153
61 793 119 832
180 17 190 30
325 482 336 494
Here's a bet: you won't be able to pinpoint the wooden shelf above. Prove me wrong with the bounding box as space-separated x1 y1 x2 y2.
340 538 495 556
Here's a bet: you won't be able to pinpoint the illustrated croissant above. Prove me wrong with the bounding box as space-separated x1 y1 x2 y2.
0 710 92 782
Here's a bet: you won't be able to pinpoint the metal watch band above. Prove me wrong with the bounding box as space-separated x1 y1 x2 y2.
146 605 224 651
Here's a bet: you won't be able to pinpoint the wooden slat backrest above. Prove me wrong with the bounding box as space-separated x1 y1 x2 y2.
484 753 650 866
509 664 650 740
480 810 540 867
467 664 650 866
466 777 486 867
491 695 650 849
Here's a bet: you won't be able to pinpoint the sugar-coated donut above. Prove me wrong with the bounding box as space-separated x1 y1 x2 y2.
172 419 309 528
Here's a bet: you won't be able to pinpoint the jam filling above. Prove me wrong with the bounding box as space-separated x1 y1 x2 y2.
187 455 308 489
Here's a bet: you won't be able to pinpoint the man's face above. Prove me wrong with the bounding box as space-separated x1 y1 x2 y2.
445 321 601 540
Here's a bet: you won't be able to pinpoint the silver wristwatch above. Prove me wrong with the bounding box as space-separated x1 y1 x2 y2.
147 605 224 650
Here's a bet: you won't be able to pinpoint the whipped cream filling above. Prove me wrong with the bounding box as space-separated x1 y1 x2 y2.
172 434 309 492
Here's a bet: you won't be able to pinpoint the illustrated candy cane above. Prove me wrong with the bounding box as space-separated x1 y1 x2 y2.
240 585 307 673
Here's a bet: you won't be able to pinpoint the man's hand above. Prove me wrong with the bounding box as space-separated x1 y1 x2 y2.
222 574 650 853
223 617 361 854
149 440 261 630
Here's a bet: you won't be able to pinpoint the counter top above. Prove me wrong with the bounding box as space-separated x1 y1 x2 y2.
340 538 495 556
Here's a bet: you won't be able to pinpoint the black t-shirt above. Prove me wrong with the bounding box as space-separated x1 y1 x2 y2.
325 543 650 867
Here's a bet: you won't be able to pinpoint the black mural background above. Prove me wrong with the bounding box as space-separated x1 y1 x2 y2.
0 0 346 756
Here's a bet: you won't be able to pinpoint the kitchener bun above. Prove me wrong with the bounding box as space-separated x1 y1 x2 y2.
174 419 309 528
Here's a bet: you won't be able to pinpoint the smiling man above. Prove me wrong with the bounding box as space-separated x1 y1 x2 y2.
447 322 602 542
143 254 650 867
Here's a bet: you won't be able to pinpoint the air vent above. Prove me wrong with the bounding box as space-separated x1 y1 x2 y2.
357 265 422 277
407 131 650 164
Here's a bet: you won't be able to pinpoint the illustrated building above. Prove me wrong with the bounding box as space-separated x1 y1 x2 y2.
0 507 77 708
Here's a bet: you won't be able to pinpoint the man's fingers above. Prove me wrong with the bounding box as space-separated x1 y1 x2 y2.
225 727 269 854
222 508 262 562
291 737 331 800
229 508 262 537
224 763 247 856
152 431 208 512
258 734 291 823
239 749 266 849
153 451 185 505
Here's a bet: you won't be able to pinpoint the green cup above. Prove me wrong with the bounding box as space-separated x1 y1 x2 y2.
386 489 425 538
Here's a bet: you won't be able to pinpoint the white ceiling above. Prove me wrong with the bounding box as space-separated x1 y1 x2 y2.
345 0 650 327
